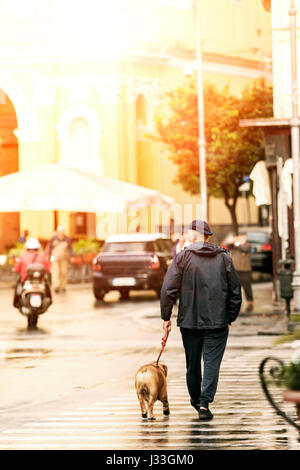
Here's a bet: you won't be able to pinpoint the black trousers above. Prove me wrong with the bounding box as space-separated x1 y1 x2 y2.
180 327 229 408
237 271 253 302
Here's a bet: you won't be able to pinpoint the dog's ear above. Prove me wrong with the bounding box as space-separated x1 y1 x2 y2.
161 364 168 377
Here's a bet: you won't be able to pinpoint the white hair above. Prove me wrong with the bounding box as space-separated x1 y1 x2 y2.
187 229 207 243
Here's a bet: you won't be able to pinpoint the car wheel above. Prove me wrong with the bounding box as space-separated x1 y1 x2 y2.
27 314 38 329
93 288 105 301
119 289 130 300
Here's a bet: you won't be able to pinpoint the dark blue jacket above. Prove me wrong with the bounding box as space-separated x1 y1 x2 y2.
160 242 242 329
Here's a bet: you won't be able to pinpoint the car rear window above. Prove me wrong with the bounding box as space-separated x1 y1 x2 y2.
102 242 154 253
246 232 269 244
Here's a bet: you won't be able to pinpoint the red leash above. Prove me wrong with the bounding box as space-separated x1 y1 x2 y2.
156 329 169 367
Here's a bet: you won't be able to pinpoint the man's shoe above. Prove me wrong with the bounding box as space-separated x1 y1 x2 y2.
190 399 200 412
199 407 214 421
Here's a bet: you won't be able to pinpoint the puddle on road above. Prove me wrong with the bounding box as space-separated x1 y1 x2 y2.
4 348 52 363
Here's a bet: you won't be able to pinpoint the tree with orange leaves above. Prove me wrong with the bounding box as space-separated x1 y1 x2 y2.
156 78 273 234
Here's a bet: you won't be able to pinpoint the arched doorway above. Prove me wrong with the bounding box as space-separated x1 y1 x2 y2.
0 90 19 251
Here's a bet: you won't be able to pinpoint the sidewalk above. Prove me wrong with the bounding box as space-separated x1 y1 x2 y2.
239 281 300 335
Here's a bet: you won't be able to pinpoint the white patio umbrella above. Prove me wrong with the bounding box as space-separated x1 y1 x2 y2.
0 162 173 213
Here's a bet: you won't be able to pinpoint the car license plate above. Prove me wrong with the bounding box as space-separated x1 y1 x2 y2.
30 294 42 308
112 277 136 287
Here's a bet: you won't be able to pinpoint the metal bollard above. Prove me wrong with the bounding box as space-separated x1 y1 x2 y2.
278 257 294 319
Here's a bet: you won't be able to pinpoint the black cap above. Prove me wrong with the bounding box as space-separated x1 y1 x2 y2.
188 219 213 236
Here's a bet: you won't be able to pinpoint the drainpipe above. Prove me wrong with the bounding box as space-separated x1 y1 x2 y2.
195 0 207 221
289 0 300 311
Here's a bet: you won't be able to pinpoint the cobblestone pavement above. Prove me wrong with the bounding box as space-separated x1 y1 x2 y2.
0 335 299 450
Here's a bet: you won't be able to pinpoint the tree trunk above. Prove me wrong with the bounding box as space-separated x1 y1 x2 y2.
224 197 239 235
222 184 239 235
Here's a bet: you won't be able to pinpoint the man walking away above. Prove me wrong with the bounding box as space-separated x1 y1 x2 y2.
160 220 242 420
49 226 74 293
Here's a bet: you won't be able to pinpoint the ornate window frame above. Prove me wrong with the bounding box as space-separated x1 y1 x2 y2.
56 105 103 174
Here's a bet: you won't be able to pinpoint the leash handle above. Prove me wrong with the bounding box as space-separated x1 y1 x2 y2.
156 329 169 367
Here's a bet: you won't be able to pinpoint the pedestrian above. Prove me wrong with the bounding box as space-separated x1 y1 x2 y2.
13 238 51 308
49 226 74 293
160 219 242 420
228 234 254 312
175 233 189 255
18 229 29 244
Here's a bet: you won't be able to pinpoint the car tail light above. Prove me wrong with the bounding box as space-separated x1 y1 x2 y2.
92 257 102 271
151 255 160 270
262 243 272 251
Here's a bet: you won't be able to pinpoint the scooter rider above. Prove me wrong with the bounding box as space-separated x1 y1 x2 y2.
13 238 52 308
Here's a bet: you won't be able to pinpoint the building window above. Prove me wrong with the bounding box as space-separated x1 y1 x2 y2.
74 213 87 235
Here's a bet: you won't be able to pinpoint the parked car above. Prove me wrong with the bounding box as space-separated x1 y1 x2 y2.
221 227 273 274
92 233 174 301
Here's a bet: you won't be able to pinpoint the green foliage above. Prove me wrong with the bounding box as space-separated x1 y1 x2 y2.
278 362 300 391
7 243 26 261
156 78 273 232
72 238 100 255
275 331 300 345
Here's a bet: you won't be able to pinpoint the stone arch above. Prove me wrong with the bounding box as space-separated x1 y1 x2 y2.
0 74 38 142
0 90 20 250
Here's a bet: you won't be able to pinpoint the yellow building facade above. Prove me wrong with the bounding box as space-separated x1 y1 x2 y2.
0 0 272 250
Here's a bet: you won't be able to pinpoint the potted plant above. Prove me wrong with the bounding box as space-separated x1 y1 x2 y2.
68 239 102 283
280 341 300 422
72 239 101 264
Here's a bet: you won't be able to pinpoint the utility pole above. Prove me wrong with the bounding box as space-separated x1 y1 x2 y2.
289 0 300 311
195 0 207 221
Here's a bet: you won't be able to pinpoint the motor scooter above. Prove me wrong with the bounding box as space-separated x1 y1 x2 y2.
17 263 52 329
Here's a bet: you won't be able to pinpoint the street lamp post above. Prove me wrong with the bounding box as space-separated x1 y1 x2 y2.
195 0 207 221
289 0 300 311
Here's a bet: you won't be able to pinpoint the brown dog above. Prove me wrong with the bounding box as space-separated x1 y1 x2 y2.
135 362 170 420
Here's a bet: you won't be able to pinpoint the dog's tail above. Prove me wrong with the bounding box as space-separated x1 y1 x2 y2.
135 371 151 401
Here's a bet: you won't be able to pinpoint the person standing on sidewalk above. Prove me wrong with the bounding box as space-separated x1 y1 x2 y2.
49 226 74 293
160 220 242 420
228 234 254 312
